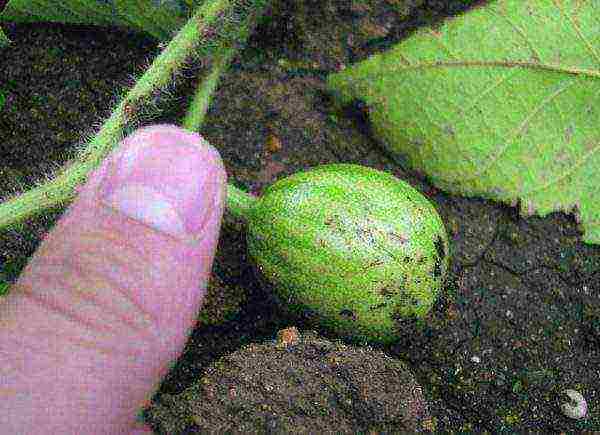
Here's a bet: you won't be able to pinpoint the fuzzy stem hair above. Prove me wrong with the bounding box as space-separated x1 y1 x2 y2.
0 0 269 232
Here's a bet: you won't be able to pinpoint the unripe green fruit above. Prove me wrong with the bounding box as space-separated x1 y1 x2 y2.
246 163 450 344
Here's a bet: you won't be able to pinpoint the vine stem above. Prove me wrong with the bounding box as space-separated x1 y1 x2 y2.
0 0 264 232
181 45 258 221
182 45 237 133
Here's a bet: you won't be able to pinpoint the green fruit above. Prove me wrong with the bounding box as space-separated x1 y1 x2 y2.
246 163 450 344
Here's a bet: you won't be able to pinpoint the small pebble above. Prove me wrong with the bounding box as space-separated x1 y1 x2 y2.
560 389 587 420
275 326 300 348
265 134 282 153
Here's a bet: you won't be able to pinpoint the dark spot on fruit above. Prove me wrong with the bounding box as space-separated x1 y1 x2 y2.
377 285 398 300
408 295 421 308
364 259 385 270
404 256 412 263
300 306 318 321
324 214 339 227
410 137 425 147
389 232 408 244
339 309 356 321
443 124 456 137
369 303 387 311
356 226 375 244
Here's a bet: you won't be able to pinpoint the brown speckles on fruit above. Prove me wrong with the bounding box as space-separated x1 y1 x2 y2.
324 214 339 228
363 258 385 271
339 309 357 321
247 163 450 344
369 302 388 311
377 283 400 299
356 224 376 245
389 231 409 245
446 304 459 321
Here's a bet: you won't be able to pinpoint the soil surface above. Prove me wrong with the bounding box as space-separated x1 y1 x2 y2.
1 0 599 432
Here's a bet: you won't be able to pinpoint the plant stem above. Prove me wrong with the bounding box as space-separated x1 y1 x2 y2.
182 45 237 133
181 44 258 221
0 0 263 233
226 184 257 221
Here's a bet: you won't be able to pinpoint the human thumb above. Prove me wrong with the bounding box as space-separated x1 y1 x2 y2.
0 124 227 434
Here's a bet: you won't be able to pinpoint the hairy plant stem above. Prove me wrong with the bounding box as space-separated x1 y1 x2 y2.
182 46 237 133
0 0 267 232
181 45 258 221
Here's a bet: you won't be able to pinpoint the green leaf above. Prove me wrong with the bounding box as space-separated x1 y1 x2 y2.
0 0 129 27
327 0 600 245
0 26 11 47
0 0 193 41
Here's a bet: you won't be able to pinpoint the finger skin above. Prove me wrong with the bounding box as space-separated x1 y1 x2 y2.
0 125 227 434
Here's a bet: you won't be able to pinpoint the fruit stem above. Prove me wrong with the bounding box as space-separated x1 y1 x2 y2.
180 27 259 222
226 184 257 221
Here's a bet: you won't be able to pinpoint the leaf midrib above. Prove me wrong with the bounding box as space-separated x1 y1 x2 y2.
373 60 600 79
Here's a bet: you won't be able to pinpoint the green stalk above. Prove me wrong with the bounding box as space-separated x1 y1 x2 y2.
0 0 246 233
225 184 257 221
181 44 258 221
182 46 237 133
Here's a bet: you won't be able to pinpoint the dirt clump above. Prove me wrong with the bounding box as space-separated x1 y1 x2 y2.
145 326 432 434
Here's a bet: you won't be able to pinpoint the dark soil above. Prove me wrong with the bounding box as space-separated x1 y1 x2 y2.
1 0 599 432
146 327 434 433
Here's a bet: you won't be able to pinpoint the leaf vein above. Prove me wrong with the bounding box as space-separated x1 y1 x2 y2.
467 78 577 181
554 0 600 66
490 3 542 62
375 59 600 78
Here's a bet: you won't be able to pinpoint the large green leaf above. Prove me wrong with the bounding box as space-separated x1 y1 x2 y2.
327 0 600 245
0 0 194 41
